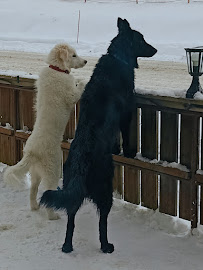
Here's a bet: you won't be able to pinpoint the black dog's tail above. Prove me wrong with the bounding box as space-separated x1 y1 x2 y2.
40 182 86 213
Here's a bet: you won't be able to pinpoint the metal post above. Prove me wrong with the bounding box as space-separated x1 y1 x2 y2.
186 75 203 99
77 10 80 44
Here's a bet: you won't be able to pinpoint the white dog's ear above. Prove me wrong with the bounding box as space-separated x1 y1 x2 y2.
59 48 69 61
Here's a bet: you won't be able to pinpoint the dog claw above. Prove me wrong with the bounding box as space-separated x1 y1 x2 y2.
101 243 114 253
62 244 73 253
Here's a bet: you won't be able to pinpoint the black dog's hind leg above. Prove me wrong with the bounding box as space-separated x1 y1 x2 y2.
97 196 114 254
99 211 114 253
62 214 76 253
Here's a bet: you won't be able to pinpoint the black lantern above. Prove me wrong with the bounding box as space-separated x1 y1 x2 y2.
185 47 203 98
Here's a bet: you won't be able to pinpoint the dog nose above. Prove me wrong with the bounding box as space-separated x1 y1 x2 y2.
154 48 158 54
84 60 87 64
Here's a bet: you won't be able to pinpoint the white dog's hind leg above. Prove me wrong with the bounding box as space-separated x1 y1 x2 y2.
30 168 41 211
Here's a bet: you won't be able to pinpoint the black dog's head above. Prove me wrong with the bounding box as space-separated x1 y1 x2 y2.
108 18 157 68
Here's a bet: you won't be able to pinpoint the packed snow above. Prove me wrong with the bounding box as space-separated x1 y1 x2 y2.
1 51 203 99
135 153 190 172
1 0 203 269
1 163 203 270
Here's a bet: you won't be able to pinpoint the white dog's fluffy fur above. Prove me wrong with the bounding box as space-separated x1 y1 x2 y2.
4 43 87 219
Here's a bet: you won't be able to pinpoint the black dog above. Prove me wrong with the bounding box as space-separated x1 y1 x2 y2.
40 18 157 254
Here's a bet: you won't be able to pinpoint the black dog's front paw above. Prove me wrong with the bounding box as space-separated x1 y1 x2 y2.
62 243 73 253
112 144 121 155
123 148 136 158
101 243 114 253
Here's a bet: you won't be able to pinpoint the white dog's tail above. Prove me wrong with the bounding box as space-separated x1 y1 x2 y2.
3 153 31 189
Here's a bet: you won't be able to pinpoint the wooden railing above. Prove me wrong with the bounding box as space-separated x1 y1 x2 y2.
1 75 203 228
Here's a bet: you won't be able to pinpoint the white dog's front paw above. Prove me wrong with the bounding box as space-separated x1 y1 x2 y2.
77 79 88 92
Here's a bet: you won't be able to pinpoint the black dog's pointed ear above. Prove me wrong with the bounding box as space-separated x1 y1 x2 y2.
117 18 130 33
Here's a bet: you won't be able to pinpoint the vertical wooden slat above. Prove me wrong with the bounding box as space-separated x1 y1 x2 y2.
123 107 139 204
124 166 140 204
141 171 157 210
0 134 16 165
0 87 17 165
64 107 76 140
113 163 123 197
179 180 192 221
141 108 157 159
141 107 158 210
180 114 198 227
0 87 11 126
76 101 80 126
200 118 203 225
200 185 203 225
18 90 35 131
190 116 199 228
160 112 178 216
16 139 24 163
9 88 17 129
62 150 69 164
127 108 138 156
180 115 192 221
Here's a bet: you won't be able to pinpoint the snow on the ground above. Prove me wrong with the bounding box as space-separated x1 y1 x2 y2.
1 1 203 269
0 0 203 62
1 162 203 270
1 51 203 99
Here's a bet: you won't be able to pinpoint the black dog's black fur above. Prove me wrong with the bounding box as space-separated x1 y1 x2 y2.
40 18 157 253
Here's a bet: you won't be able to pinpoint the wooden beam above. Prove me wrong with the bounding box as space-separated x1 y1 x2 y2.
0 75 35 88
113 155 190 180
136 93 203 114
0 126 14 136
15 131 31 141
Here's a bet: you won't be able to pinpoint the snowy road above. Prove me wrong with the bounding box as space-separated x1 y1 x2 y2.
1 50 203 98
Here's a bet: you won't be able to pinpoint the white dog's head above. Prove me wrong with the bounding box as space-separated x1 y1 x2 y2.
46 43 87 72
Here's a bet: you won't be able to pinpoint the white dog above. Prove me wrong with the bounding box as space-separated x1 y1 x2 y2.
4 43 87 219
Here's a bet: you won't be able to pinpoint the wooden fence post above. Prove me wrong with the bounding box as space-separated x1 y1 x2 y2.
160 112 178 216
180 114 199 228
141 107 158 210
124 108 140 205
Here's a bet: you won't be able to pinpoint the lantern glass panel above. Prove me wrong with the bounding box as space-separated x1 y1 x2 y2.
185 49 203 76
186 51 192 75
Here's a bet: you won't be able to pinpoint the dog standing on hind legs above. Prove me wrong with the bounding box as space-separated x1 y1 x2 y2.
3 43 87 220
40 18 157 252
